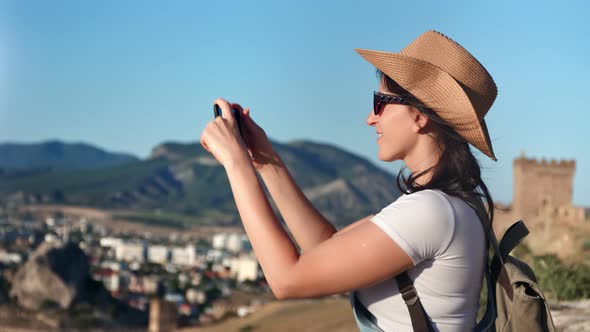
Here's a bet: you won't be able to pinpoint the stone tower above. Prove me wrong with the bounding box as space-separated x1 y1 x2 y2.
148 298 177 332
513 151 576 220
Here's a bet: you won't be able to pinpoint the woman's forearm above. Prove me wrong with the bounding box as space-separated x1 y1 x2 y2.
258 154 337 253
224 157 299 297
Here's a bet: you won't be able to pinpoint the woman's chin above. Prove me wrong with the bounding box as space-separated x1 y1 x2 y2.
377 148 403 162
378 153 397 162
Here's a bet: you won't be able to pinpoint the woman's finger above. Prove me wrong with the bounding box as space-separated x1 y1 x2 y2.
213 98 234 124
231 103 243 113
241 108 251 125
202 142 210 153
199 128 210 152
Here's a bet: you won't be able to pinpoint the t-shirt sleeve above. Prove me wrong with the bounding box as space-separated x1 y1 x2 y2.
370 190 455 265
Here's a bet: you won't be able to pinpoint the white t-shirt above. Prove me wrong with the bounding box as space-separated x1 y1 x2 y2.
356 189 486 332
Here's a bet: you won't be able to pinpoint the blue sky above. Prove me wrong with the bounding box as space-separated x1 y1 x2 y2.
0 1 589 206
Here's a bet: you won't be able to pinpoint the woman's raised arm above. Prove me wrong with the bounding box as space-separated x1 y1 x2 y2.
237 105 340 253
223 155 412 300
257 156 338 253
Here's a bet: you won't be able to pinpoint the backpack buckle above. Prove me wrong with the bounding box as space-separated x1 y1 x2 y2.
400 287 418 305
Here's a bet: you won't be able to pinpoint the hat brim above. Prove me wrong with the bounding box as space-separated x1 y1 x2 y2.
356 48 496 161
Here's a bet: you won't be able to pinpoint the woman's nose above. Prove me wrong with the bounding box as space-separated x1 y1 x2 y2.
366 109 377 126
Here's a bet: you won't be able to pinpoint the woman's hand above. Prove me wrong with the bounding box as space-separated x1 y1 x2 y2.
200 98 251 168
231 103 281 171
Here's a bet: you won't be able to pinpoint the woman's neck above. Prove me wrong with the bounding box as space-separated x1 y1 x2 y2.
403 137 443 186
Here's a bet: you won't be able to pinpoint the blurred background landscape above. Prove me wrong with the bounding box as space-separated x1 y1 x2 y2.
0 1 589 331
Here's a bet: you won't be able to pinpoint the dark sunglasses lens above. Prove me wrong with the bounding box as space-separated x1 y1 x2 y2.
373 95 383 116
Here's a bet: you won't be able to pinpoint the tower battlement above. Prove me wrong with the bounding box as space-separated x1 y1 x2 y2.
513 151 576 220
514 154 576 169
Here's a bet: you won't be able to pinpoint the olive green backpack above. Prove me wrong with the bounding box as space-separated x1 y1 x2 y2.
467 197 557 332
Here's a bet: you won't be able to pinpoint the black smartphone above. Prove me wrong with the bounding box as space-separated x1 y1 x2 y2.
213 103 242 135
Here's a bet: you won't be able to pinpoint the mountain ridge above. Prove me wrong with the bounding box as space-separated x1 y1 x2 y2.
0 139 400 228
0 140 139 170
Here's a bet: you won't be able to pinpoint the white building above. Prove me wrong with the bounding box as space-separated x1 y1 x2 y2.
44 233 60 244
45 217 56 227
171 245 196 266
211 232 250 253
100 260 121 271
148 245 169 264
206 248 225 262
212 233 227 250
230 253 259 282
226 233 246 253
115 242 145 263
221 257 233 269
100 237 123 248
186 288 206 304
0 251 22 264
104 274 120 292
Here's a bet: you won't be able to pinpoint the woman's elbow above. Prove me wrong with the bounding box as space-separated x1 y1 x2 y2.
269 283 291 300
272 287 290 300
269 276 299 300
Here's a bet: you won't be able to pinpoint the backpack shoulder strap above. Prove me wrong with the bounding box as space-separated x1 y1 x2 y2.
463 195 503 264
463 195 498 332
498 220 528 262
395 271 435 332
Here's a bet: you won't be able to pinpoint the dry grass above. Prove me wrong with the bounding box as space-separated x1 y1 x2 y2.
180 296 358 332
19 204 243 237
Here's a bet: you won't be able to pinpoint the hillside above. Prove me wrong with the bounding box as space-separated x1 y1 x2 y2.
0 139 401 228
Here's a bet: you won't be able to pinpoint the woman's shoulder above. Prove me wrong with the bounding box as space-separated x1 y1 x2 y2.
395 189 453 211
377 189 454 225
400 189 479 222
372 189 457 263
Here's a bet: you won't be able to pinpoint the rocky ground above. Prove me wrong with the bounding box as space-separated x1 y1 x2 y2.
2 241 147 331
552 299 590 332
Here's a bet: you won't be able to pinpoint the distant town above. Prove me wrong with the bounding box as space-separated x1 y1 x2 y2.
0 209 275 329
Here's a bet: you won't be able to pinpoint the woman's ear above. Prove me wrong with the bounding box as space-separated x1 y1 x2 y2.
412 109 429 133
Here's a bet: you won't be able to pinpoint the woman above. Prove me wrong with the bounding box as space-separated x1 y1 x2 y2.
200 30 497 331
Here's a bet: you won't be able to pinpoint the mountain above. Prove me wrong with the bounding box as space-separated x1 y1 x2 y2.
0 140 139 170
0 139 401 228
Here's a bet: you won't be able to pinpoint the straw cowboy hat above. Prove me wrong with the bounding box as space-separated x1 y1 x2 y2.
356 30 498 161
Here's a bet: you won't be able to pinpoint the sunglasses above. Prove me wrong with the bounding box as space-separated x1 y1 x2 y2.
373 91 410 116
